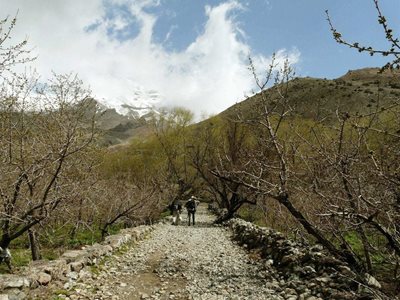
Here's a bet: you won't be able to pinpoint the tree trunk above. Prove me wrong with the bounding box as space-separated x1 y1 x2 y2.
69 225 78 240
358 228 373 273
0 234 11 249
70 198 84 240
276 193 362 270
28 229 41 261
100 224 110 240
214 210 235 224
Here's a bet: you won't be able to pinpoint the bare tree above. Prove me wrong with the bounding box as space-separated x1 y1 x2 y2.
211 55 371 269
0 72 97 260
96 178 157 239
325 0 400 283
326 0 400 70
0 13 34 80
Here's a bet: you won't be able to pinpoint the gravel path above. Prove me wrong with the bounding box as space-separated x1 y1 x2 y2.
51 205 293 300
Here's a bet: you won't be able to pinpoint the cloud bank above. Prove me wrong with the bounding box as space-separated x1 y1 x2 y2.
1 0 300 118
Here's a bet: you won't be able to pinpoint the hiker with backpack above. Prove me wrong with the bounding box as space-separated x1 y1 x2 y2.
168 200 182 225
185 196 199 226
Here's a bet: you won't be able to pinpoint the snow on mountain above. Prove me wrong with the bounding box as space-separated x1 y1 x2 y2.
98 86 161 119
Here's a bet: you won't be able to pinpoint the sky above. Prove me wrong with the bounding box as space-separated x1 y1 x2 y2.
1 0 399 118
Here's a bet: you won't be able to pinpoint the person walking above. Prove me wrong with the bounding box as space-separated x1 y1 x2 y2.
185 196 199 226
169 200 182 225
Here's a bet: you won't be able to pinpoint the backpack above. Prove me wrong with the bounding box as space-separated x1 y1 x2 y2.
186 200 196 212
170 203 181 211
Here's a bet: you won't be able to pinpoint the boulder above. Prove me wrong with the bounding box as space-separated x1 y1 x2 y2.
61 250 89 264
78 268 92 281
29 259 68 279
86 244 112 259
105 235 129 249
0 275 30 290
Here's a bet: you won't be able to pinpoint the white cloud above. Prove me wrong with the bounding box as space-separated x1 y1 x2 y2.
1 0 300 119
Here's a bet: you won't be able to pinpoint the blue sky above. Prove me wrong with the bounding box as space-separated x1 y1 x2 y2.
141 0 400 78
1 0 399 117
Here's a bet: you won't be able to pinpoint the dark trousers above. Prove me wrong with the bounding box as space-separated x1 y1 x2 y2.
188 211 196 226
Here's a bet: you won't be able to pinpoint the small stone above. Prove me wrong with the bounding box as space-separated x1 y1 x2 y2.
265 259 274 266
78 269 92 280
337 265 356 278
298 292 310 300
70 261 84 272
284 288 297 295
303 266 316 274
365 273 381 289
67 272 79 281
37 272 52 285
315 277 330 284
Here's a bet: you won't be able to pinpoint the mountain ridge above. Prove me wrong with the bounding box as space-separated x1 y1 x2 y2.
98 67 400 145
218 67 400 121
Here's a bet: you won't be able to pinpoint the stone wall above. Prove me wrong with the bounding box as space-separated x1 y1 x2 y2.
226 218 389 300
0 225 155 300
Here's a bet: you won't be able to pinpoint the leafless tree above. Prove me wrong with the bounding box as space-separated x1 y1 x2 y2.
96 178 158 239
0 13 35 80
212 55 370 268
325 0 400 282
0 72 97 260
326 0 400 70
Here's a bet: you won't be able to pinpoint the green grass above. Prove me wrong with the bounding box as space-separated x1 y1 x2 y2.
11 248 31 267
344 232 364 254
39 225 103 248
238 205 267 227
90 264 101 276
52 289 71 299
0 248 31 272
159 210 172 218
0 223 127 273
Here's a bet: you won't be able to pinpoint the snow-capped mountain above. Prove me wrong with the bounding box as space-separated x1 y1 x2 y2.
99 86 161 120
92 86 162 145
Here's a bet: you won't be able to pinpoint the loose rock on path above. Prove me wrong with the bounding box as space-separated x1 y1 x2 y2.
39 205 319 300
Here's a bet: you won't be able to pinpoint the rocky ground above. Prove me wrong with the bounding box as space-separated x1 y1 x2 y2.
32 206 331 300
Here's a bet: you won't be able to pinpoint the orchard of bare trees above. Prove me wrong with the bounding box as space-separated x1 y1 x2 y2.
0 0 399 297
153 0 400 292
0 15 166 269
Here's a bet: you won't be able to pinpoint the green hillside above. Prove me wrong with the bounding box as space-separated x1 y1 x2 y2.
220 67 400 121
